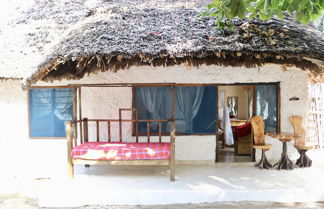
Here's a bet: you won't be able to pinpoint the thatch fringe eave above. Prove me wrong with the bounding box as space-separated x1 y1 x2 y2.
23 50 324 88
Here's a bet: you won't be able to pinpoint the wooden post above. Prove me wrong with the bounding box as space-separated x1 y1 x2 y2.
107 121 111 142
170 85 176 182
83 118 88 142
119 109 122 142
66 121 74 178
96 121 100 142
73 88 78 147
170 119 176 182
78 87 83 144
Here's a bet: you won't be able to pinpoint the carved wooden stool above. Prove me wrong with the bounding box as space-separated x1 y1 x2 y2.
251 116 272 169
289 116 314 168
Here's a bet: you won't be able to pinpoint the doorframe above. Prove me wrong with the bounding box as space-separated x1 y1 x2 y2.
215 82 281 163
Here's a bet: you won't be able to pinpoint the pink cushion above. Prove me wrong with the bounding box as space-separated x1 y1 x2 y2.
72 142 170 161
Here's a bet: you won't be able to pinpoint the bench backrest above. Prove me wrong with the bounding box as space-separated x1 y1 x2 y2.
70 108 174 146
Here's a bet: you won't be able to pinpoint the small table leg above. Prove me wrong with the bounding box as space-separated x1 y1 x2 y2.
255 149 272 169
275 141 294 170
296 149 312 168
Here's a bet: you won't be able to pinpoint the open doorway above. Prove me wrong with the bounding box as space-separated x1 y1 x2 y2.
217 85 254 163
216 83 280 163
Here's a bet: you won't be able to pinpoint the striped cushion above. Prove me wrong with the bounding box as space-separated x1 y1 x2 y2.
72 142 170 161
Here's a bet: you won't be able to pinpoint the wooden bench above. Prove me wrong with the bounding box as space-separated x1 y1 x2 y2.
66 108 176 181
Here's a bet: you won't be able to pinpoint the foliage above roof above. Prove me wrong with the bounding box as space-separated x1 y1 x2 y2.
203 0 324 30
0 0 323 86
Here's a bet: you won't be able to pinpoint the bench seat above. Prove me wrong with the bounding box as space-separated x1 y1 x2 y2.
72 142 171 161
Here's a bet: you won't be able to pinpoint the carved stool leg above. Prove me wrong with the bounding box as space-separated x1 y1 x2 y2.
255 149 272 169
275 141 294 170
296 149 312 168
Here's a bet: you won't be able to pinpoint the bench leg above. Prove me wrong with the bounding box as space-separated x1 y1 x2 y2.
68 162 74 179
170 161 175 181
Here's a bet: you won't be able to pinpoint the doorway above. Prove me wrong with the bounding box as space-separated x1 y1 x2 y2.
216 83 280 163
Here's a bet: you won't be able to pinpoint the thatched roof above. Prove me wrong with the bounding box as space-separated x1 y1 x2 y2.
1 0 324 86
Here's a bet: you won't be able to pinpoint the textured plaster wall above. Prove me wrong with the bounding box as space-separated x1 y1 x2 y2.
0 64 322 178
0 80 68 178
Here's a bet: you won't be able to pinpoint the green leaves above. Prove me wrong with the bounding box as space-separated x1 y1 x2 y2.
203 0 324 30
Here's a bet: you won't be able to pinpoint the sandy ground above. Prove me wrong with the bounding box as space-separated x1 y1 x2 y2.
1 195 324 209
2 165 324 209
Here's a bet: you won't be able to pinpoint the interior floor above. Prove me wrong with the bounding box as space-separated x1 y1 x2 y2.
217 142 252 163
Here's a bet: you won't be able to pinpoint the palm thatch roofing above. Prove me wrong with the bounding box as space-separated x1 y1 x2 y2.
1 0 324 87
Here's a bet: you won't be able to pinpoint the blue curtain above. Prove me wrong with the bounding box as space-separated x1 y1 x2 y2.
256 84 278 133
136 87 171 133
30 88 73 137
136 86 216 134
193 86 217 134
176 86 204 133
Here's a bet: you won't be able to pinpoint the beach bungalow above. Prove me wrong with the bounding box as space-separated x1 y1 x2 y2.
0 0 324 180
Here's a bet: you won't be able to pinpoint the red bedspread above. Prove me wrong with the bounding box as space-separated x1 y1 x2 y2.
72 142 171 161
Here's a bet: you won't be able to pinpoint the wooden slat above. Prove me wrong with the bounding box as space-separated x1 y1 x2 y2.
159 122 162 143
83 118 88 142
87 119 170 122
147 122 150 143
70 83 176 87
28 85 76 89
107 121 111 142
96 121 99 142
135 109 139 143
73 159 170 166
119 108 137 111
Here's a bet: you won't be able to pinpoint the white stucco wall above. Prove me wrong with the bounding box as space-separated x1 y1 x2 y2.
0 80 68 178
1 64 322 178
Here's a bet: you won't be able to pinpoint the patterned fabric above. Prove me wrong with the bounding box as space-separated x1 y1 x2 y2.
72 142 171 160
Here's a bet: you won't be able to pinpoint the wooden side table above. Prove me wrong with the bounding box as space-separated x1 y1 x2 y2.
268 132 295 170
